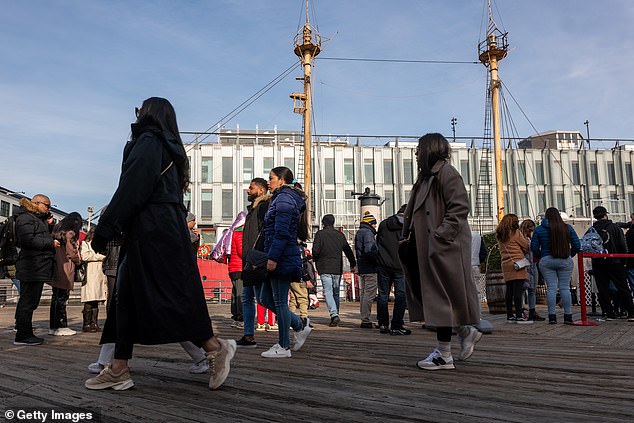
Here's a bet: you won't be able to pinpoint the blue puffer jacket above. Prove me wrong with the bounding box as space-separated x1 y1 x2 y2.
530 218 581 259
263 185 306 278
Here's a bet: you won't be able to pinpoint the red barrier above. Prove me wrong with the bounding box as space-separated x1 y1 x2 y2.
197 259 232 302
576 252 634 326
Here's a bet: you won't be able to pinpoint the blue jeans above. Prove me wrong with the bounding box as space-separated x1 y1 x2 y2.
320 274 341 318
538 255 573 315
259 275 302 349
241 285 258 337
377 267 406 328
627 269 634 297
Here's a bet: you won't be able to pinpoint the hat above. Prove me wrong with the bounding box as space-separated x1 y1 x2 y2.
186 212 196 222
362 212 377 225
592 206 608 219
322 214 335 226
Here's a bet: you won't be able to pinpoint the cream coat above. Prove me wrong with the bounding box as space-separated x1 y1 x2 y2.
401 160 480 327
80 240 108 303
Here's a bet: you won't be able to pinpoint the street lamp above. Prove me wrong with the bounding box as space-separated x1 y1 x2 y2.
584 120 590 149
451 117 458 141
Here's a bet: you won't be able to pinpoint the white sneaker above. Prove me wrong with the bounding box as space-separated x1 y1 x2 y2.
261 343 291 358
189 359 209 374
457 326 483 361
88 362 105 374
255 324 266 331
292 318 312 352
49 327 77 336
416 349 455 370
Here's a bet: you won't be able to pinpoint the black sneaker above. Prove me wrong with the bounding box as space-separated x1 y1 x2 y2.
379 325 390 334
548 315 557 325
390 328 412 336
14 336 44 346
329 316 340 327
235 336 257 348
360 322 374 329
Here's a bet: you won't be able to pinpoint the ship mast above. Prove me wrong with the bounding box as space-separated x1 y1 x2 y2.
291 0 321 233
478 1 508 223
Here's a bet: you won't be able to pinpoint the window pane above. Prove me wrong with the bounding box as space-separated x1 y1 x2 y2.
263 157 274 176
284 157 295 174
590 163 599 185
383 160 393 185
626 164 633 185
222 157 233 183
607 162 616 185
364 160 374 184
325 190 335 199
325 158 335 183
571 162 580 185
183 191 191 211
222 189 233 219
460 161 470 185
557 192 565 210
384 191 394 217
519 192 528 217
0 200 9 218
535 161 544 185
574 192 583 217
403 159 413 184
344 159 354 184
201 190 213 219
537 192 546 214
517 161 526 185
243 158 254 182
201 157 213 183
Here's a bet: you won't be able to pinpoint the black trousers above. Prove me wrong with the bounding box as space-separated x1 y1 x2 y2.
505 279 525 318
50 287 70 329
15 280 44 340
593 262 634 317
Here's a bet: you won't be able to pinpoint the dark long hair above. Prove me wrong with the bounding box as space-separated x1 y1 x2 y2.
496 213 519 243
416 133 451 176
136 97 191 194
545 207 570 258
270 166 309 241
53 212 83 244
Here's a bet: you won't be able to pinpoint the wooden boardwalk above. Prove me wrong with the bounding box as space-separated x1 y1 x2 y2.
0 302 633 422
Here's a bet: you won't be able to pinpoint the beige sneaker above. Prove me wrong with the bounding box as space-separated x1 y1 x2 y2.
207 338 236 390
85 365 134 391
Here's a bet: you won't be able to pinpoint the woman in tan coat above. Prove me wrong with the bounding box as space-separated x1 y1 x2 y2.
401 133 481 370
49 212 83 336
496 214 531 323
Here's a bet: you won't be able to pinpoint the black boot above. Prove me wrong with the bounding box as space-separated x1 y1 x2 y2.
548 314 557 324
90 307 101 332
82 303 92 332
564 314 574 325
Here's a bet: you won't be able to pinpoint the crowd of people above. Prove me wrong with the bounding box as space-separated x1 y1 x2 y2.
4 97 634 395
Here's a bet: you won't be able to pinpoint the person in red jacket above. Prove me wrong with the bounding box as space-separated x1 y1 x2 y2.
228 225 244 328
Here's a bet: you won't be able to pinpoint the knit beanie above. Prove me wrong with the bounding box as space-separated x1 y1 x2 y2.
362 212 377 225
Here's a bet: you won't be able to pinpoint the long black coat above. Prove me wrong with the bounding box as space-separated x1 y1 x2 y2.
14 198 56 282
96 122 212 345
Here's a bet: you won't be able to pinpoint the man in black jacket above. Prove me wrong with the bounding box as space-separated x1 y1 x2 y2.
312 214 356 327
237 177 271 347
591 206 634 321
355 212 379 328
376 205 411 335
14 195 60 345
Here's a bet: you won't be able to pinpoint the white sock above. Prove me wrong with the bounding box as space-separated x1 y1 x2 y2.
437 341 451 358
180 341 206 364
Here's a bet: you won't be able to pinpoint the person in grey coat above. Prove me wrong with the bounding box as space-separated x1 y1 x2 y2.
401 133 481 370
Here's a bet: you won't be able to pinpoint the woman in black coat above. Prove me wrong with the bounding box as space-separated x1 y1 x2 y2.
85 97 235 391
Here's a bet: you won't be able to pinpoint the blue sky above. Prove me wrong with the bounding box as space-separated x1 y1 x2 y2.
2 0 633 215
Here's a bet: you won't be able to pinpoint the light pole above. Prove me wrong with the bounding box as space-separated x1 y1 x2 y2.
584 120 590 149
451 117 458 141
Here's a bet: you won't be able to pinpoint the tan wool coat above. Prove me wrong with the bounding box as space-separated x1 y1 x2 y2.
498 230 529 282
80 240 108 303
50 232 81 290
401 160 480 327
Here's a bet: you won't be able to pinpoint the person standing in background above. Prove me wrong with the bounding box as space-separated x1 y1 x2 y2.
355 212 379 329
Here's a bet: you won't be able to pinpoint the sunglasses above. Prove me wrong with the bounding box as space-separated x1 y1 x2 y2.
34 201 51 209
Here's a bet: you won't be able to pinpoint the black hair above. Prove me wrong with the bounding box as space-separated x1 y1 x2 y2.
53 212 83 243
545 207 570 258
251 177 268 191
136 97 190 195
416 133 451 176
270 166 295 184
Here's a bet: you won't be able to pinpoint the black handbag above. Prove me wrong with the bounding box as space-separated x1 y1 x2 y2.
242 232 268 285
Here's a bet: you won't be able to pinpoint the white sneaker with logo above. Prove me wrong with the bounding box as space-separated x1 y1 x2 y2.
261 343 291 358
416 349 455 370
49 327 77 336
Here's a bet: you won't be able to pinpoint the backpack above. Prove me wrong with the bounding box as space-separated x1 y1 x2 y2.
0 216 18 267
580 226 606 254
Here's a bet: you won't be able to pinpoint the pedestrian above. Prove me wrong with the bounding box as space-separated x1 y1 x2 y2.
289 242 310 327
587 206 634 321
355 212 379 328
530 207 581 324
80 226 108 332
187 212 200 257
13 195 60 345
312 214 356 327
85 97 235 391
259 166 312 358
376 204 411 335
519 219 545 321
497 214 532 324
228 223 244 328
400 133 481 370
